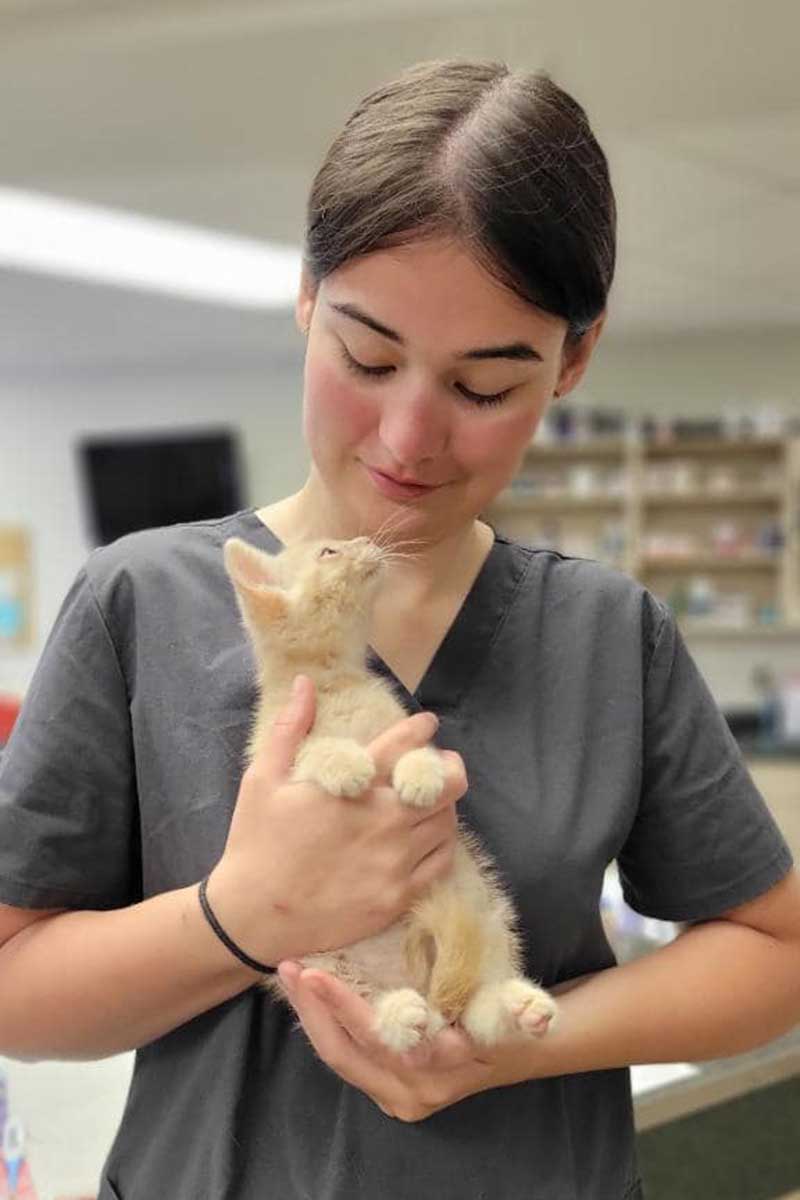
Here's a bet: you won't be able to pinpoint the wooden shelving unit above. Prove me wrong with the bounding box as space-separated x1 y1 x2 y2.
488 435 800 638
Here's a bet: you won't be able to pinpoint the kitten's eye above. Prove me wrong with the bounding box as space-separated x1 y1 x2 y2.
318 546 338 558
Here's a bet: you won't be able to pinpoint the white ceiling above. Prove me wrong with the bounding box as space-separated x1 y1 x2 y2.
1 0 798 374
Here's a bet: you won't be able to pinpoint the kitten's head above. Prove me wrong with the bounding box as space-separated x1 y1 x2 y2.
224 535 385 670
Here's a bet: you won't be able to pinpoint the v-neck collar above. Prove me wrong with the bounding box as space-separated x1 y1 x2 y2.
237 509 526 715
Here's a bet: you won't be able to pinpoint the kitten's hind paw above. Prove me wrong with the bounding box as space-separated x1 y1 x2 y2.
392 747 446 808
372 988 446 1052
507 979 559 1039
461 978 558 1046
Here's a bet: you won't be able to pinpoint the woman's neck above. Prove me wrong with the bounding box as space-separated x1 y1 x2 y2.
256 479 494 605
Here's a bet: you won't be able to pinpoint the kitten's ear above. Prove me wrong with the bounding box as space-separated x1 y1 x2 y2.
223 537 288 622
224 537 276 589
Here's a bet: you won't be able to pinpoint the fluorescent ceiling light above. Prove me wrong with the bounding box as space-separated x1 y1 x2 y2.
0 187 302 308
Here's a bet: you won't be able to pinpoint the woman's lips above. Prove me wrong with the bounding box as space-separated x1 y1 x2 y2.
364 465 440 500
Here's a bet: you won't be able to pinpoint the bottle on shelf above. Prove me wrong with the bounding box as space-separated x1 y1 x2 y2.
488 409 799 637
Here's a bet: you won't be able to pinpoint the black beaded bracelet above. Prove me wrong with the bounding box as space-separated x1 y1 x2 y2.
197 876 277 975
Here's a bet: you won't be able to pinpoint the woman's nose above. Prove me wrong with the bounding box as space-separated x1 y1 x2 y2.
377 391 449 466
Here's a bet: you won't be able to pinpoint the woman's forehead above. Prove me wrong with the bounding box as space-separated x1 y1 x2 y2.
320 239 566 354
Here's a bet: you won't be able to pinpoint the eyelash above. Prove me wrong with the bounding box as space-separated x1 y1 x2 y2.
337 344 512 408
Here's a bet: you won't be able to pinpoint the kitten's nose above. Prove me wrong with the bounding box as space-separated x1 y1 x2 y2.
354 537 380 566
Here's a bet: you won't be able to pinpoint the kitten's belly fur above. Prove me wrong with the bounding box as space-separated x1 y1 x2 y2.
254 672 526 1016
303 920 414 995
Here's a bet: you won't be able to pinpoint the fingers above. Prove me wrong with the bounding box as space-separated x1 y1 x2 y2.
255 675 317 785
404 749 468 828
368 711 439 782
297 968 379 1049
278 966 390 1095
288 969 476 1074
288 968 487 1077
438 749 468 806
367 719 468 812
409 837 456 893
279 967 494 1124
391 749 466 890
404 1024 478 1072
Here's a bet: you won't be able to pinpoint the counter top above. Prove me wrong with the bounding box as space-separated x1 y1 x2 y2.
633 1026 800 1131
740 738 800 760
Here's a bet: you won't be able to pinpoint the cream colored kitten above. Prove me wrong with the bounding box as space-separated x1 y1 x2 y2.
224 534 557 1051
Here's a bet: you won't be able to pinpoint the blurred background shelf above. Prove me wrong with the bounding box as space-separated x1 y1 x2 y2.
522 437 629 461
493 493 626 511
487 433 800 636
642 554 781 570
643 437 786 458
679 622 800 640
643 489 783 505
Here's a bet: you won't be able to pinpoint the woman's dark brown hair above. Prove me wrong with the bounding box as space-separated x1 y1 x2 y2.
305 59 616 341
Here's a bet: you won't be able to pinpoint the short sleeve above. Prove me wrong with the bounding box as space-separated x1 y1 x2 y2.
618 602 793 922
0 566 139 910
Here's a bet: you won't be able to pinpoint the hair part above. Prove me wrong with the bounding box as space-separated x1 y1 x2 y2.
305 59 616 342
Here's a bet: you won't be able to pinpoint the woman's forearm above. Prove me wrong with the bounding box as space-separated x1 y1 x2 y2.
0 885 260 1062
526 921 800 1080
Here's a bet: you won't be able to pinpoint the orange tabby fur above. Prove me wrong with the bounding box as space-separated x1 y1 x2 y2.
224 534 557 1051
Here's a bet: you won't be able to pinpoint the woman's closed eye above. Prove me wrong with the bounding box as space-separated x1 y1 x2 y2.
336 342 513 408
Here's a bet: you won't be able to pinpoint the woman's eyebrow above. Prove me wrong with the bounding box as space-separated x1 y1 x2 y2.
328 301 543 362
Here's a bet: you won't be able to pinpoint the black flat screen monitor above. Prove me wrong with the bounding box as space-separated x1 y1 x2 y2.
79 429 244 546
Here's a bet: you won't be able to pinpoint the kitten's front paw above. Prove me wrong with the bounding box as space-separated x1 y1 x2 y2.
392 747 446 808
293 738 376 798
372 988 446 1052
461 978 558 1046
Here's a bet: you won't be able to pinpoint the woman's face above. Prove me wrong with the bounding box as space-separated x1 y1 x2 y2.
297 236 602 542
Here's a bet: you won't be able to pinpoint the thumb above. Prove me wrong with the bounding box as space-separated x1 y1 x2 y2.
263 674 316 782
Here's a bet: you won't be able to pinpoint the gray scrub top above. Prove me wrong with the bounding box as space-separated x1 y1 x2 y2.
0 509 793 1200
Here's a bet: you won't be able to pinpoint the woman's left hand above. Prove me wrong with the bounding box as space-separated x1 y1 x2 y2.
277 962 527 1122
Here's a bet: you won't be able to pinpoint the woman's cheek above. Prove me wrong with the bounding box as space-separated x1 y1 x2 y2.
462 400 546 477
302 359 374 451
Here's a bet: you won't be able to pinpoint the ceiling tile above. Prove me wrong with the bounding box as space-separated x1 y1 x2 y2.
612 138 775 252
670 192 800 280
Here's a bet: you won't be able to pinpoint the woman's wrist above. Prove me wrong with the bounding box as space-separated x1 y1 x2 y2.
197 875 278 975
201 861 291 976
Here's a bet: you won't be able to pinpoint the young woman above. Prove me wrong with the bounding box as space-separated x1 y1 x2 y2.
0 60 797 1200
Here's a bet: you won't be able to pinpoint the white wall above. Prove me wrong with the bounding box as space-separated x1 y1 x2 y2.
0 357 308 696
583 325 800 425
0 1051 134 1199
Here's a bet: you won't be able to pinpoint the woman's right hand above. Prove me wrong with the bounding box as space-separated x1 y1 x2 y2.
205 675 466 968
